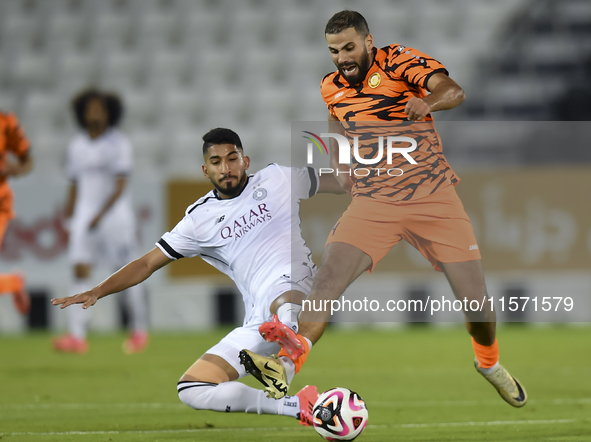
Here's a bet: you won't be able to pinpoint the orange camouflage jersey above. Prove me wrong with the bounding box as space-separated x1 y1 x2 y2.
321 44 460 201
0 112 30 217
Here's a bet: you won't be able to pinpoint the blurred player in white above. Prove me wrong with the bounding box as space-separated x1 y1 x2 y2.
53 89 148 354
52 128 345 425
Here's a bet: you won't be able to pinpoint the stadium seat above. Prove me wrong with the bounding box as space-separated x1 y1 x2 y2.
160 85 205 131
120 87 159 129
91 11 134 49
146 49 189 89
0 92 19 115
128 127 166 170
9 51 55 88
101 49 144 88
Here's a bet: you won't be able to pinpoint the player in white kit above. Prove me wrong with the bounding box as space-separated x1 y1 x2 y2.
53 89 148 354
52 128 345 425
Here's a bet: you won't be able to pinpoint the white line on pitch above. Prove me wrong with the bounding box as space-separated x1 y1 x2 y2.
2 418 589 437
3 398 591 410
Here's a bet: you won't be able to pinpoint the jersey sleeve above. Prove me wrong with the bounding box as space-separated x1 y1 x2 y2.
385 45 448 89
5 113 30 158
110 134 133 176
156 215 202 260
277 165 319 200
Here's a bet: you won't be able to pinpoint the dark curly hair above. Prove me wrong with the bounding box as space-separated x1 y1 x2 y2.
71 88 124 128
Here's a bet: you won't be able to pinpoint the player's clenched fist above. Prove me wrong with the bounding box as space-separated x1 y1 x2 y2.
405 97 431 121
51 291 99 309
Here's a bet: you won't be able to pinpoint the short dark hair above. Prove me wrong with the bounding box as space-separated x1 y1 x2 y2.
72 88 124 128
325 10 370 37
202 128 244 154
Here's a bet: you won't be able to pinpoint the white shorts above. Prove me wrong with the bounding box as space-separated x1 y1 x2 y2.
206 325 281 378
207 275 313 377
243 263 315 327
69 210 138 268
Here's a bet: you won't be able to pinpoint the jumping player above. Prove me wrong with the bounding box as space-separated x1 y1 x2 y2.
0 111 33 314
247 10 527 408
53 89 148 354
52 128 345 425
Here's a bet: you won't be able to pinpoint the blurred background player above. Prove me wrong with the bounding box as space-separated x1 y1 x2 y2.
0 111 33 314
252 10 527 408
52 127 346 424
53 88 148 354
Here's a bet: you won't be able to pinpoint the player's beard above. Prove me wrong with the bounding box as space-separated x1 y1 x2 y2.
214 172 248 198
338 47 371 86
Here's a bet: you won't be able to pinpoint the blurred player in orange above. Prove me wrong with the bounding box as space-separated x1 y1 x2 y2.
53 89 148 354
0 111 33 314
247 10 527 408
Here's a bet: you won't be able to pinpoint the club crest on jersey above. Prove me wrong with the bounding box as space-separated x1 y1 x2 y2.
252 188 267 201
368 72 381 88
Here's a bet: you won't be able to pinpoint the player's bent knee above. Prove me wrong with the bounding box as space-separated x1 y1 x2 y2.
181 355 236 384
270 290 307 314
177 381 217 410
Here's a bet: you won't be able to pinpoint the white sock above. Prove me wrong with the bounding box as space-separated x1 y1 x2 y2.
276 302 301 333
67 279 92 339
177 381 300 417
280 356 296 384
479 361 500 374
125 284 148 332
303 337 312 350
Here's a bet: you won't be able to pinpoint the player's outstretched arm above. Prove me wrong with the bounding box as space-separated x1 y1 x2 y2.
51 247 172 309
405 73 465 121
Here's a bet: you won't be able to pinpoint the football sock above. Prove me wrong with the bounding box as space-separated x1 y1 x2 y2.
472 337 499 369
277 302 301 333
67 279 92 339
177 381 300 417
0 274 21 294
280 356 296 384
126 284 148 332
279 334 311 374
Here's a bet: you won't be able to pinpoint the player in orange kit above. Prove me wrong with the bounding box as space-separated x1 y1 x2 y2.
244 10 527 409
0 111 33 314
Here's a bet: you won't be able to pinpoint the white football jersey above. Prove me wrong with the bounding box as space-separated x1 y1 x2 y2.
66 128 134 226
157 164 319 325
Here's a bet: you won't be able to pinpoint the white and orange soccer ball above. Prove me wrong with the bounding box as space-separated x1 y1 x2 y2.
312 387 369 441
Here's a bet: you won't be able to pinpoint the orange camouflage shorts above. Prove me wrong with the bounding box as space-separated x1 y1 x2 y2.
326 184 481 272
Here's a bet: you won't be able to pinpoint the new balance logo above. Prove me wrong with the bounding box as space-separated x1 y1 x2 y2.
469 244 479 251
216 215 225 224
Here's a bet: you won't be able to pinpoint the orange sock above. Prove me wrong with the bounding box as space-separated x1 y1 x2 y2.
279 334 310 374
0 274 22 294
472 337 499 369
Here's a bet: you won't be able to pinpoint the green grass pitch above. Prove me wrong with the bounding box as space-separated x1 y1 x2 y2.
1 325 590 441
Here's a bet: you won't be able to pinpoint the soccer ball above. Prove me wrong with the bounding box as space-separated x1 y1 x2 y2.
312 387 369 441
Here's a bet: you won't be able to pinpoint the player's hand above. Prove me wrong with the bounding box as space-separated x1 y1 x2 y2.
405 97 431 121
51 291 99 309
335 165 354 194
